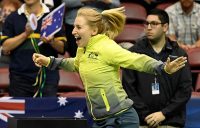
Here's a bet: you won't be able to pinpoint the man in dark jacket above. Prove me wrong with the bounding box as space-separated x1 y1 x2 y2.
122 9 192 128
1 0 67 97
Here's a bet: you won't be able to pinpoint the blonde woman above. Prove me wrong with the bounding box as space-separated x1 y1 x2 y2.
33 7 187 128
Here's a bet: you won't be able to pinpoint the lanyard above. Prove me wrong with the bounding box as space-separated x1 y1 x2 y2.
31 34 46 97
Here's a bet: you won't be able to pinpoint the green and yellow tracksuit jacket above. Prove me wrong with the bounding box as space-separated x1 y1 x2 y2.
54 34 164 120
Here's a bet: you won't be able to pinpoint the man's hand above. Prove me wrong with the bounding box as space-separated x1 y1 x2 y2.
2 50 10 55
40 35 54 44
25 22 34 37
145 112 166 127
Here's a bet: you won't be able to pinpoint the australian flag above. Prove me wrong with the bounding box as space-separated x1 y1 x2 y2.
0 97 93 128
40 3 65 37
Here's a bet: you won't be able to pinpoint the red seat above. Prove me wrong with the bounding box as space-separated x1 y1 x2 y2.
0 67 9 97
195 73 200 92
186 48 200 90
121 2 147 24
59 70 84 92
0 68 85 96
187 48 200 71
0 68 9 88
115 24 144 44
192 91 200 98
156 2 174 10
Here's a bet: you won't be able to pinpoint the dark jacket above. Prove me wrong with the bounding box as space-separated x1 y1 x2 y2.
122 37 192 127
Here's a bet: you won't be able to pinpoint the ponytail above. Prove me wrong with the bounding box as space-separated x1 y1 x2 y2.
101 7 126 39
77 7 126 39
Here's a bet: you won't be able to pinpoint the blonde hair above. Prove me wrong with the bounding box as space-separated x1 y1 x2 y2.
77 7 126 39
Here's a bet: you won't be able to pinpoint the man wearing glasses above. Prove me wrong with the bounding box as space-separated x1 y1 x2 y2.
122 9 192 128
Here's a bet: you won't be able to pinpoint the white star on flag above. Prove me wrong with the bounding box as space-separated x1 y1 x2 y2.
74 110 84 119
57 97 68 106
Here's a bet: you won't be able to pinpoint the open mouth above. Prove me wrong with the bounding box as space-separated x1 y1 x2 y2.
75 36 81 41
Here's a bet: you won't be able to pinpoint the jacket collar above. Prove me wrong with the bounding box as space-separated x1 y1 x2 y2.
86 34 109 49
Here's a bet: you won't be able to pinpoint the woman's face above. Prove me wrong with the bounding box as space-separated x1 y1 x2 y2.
72 16 97 47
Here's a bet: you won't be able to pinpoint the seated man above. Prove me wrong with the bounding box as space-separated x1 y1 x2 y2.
165 0 200 50
122 9 192 128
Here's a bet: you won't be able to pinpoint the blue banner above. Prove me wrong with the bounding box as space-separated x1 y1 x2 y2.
0 97 93 128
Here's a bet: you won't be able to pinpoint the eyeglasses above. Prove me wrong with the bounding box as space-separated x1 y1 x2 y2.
144 21 165 28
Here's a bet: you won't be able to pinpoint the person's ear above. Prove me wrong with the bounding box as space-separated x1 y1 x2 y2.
91 27 98 36
163 23 169 32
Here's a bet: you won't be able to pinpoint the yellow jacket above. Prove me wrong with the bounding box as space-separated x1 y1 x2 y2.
60 34 163 120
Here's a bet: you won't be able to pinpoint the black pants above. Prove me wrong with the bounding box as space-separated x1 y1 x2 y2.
9 73 58 97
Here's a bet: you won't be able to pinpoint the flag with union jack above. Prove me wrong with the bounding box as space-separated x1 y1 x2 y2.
40 3 65 37
0 97 92 128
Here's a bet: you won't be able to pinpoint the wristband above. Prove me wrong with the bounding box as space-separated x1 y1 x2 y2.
47 56 55 69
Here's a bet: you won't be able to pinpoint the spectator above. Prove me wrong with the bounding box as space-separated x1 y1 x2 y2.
0 0 22 67
32 7 187 128
122 9 192 128
1 0 67 97
0 0 21 23
165 0 200 50
62 0 120 57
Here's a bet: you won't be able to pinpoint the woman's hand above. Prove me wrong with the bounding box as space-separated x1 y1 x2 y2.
32 53 50 67
164 56 187 74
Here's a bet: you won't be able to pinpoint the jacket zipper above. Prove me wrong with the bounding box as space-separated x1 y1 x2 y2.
100 89 110 112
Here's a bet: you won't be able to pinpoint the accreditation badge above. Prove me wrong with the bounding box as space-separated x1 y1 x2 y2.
152 77 160 95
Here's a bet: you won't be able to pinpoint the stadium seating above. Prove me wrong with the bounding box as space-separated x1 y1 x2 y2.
58 70 84 92
121 2 147 24
115 24 145 44
195 73 200 92
156 2 174 10
187 48 200 73
0 67 9 96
